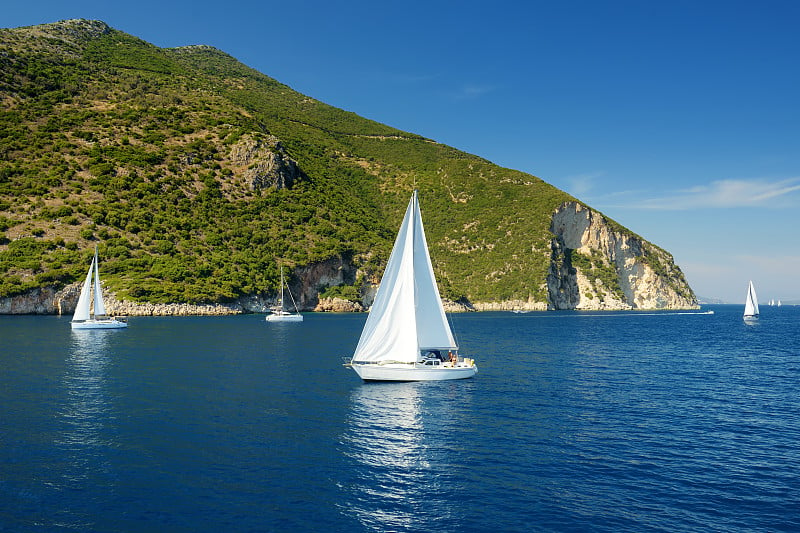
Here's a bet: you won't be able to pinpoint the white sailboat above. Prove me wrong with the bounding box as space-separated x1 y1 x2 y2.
743 280 760 322
265 265 303 322
346 191 477 381
71 247 127 329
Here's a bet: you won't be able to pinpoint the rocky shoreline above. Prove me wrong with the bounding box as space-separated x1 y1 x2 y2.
0 281 698 316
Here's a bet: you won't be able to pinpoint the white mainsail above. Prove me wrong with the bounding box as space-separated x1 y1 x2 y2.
352 191 457 364
743 280 759 319
72 255 95 322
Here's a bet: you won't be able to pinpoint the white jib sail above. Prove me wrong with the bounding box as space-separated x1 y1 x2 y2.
92 248 107 317
352 191 456 364
72 256 94 322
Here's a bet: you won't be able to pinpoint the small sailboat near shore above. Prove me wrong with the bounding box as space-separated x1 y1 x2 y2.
743 280 760 322
345 190 477 381
71 247 127 330
266 265 303 322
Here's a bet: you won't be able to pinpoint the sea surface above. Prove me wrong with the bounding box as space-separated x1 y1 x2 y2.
1 305 799 532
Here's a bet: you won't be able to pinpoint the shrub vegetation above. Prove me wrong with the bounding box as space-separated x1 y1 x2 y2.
0 20 684 306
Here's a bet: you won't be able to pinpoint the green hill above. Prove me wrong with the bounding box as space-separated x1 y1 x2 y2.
0 19 694 310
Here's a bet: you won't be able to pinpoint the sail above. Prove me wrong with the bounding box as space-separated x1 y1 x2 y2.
352 191 456 363
744 280 759 317
411 193 457 351
92 248 107 317
72 257 94 322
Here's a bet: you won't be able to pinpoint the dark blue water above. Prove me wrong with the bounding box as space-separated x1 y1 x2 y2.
2 305 799 532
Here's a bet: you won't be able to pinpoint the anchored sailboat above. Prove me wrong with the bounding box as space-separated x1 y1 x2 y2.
346 191 477 381
266 265 303 322
743 280 760 322
71 247 127 329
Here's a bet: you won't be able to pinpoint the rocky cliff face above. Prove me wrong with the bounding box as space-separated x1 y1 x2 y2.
228 134 305 190
547 202 697 310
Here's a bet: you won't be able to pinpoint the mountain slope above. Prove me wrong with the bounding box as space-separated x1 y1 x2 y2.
0 19 697 312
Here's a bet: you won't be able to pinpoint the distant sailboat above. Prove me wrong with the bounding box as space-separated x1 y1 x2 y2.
71 247 127 329
265 265 303 322
346 191 477 381
743 280 760 322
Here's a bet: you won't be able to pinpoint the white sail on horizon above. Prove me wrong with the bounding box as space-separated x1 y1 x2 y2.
744 280 759 318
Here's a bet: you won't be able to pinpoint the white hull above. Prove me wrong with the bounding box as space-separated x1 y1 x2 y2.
71 318 128 329
351 362 477 381
265 312 303 322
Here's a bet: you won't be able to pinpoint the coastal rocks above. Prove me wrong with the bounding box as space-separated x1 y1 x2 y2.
548 202 697 310
0 281 247 316
0 285 68 314
108 300 243 316
314 297 364 312
471 300 547 312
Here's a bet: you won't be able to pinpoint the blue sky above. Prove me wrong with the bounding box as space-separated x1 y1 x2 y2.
5 1 800 303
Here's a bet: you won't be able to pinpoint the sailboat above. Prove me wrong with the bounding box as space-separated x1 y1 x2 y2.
71 247 127 329
743 280 760 322
265 265 303 322
346 191 477 381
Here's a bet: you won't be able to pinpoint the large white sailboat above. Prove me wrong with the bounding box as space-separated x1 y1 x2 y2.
71 247 127 329
743 280 760 322
346 191 477 381
265 265 303 322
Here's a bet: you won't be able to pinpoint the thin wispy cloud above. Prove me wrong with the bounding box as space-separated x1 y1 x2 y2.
562 171 605 197
368 73 495 102
608 177 800 210
451 83 496 100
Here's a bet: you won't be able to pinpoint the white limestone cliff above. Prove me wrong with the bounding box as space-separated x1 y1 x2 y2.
548 202 697 310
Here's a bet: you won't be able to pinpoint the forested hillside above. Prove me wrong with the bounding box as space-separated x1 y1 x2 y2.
0 19 695 310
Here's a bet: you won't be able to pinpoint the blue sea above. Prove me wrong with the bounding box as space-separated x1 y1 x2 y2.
2 305 799 532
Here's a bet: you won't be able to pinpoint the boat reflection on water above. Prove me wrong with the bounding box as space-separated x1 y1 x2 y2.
57 330 115 489
338 382 471 531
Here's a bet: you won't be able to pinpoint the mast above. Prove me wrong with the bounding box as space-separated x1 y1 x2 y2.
279 265 285 311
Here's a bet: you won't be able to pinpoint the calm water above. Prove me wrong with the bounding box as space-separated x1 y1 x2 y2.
1 305 799 532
